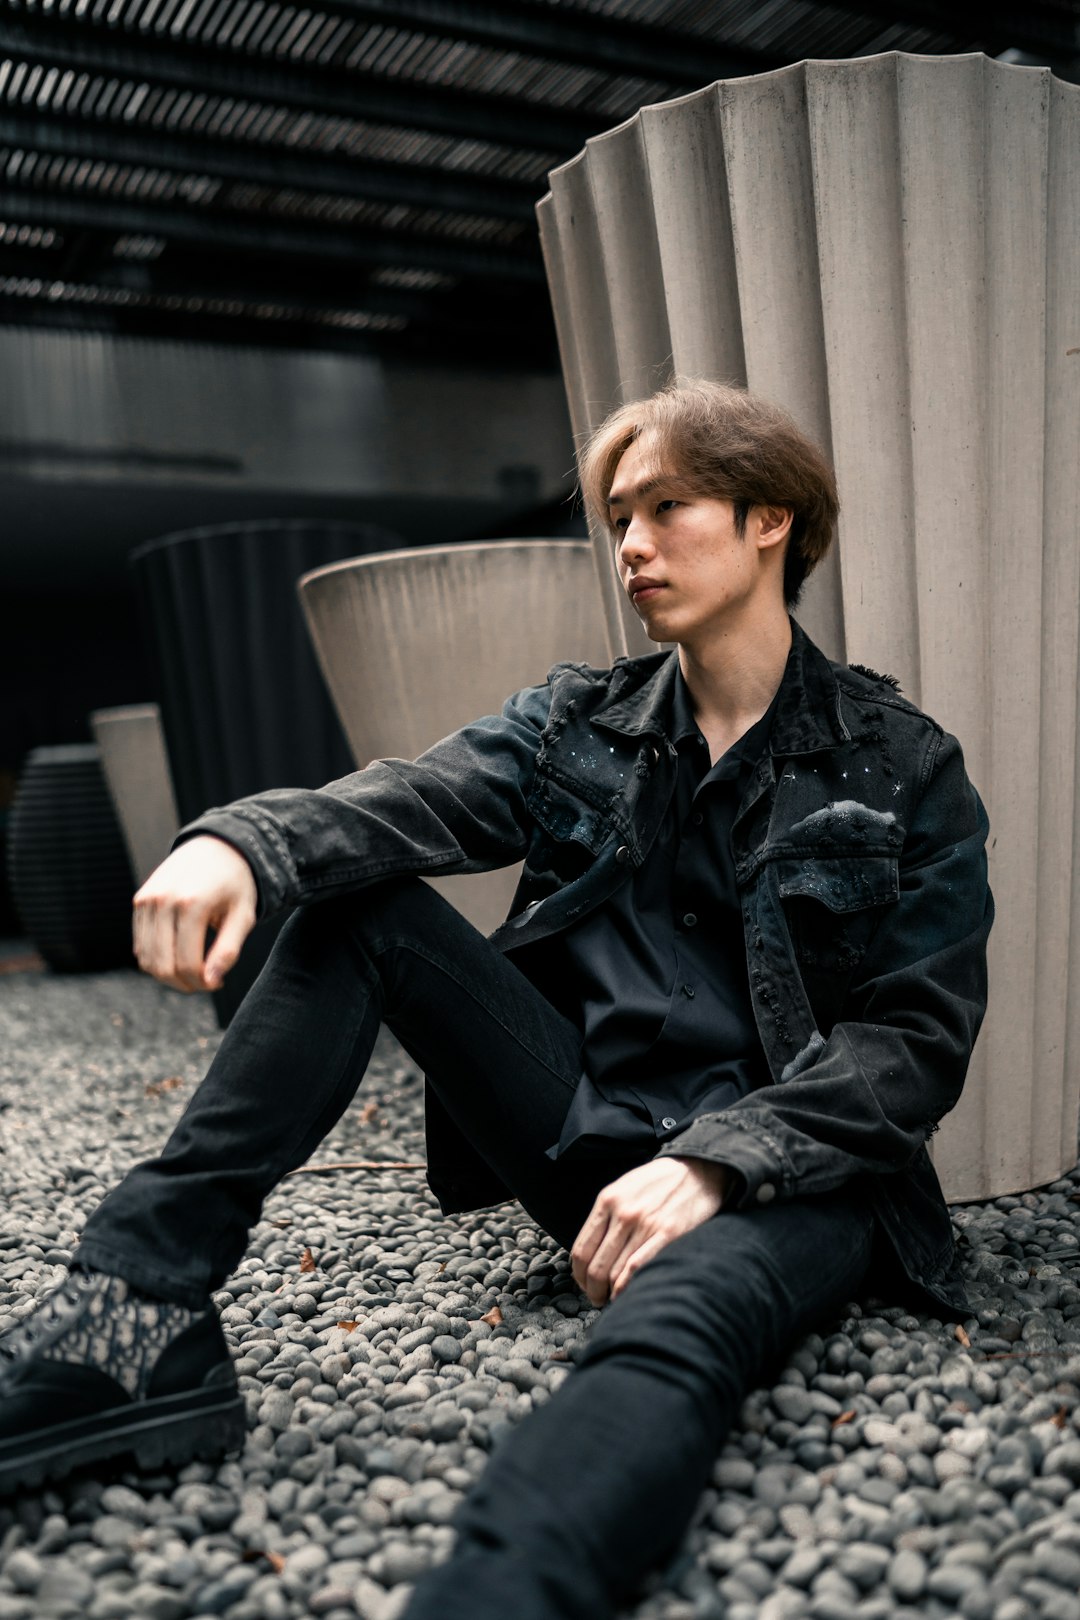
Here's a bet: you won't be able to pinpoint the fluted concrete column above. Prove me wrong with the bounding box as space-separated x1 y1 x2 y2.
537 53 1080 1201
90 705 180 889
299 541 611 937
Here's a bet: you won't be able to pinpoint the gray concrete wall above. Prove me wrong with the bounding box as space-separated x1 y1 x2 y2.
0 328 576 587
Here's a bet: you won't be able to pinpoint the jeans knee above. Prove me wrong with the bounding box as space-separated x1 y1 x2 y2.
578 1231 781 1401
278 878 433 960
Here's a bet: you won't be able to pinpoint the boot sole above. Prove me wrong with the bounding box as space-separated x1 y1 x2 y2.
0 1385 247 1495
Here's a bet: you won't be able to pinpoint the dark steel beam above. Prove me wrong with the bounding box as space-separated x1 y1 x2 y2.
820 0 1079 70
100 254 553 340
0 15 598 154
245 0 778 83
0 186 544 281
0 113 538 223
0 290 557 365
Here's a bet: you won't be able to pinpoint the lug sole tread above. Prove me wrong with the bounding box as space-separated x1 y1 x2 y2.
0 1393 246 1496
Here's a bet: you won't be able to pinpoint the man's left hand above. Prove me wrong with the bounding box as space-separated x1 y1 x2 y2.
571 1157 730 1307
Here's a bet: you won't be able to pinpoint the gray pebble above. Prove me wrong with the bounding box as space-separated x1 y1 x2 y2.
773 1387 815 1425
3 1551 44 1593
370 1542 433 1586
887 1547 927 1601
431 1335 463 1364
36 1563 96 1614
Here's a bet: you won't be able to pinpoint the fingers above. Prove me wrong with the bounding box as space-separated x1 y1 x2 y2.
570 1159 729 1308
609 1230 668 1300
570 1200 608 1298
133 892 207 991
582 1212 636 1307
174 897 213 990
572 1189 639 1307
131 837 258 991
204 900 256 989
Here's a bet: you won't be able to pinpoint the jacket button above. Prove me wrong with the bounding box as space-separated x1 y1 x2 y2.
660 1116 677 1130
615 845 630 864
682 912 697 928
755 1182 777 1204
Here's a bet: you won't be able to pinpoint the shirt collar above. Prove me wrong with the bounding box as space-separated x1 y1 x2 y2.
669 663 702 745
591 619 850 757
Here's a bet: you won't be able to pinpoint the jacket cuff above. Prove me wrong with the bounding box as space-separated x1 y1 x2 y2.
656 1113 793 1210
172 807 296 921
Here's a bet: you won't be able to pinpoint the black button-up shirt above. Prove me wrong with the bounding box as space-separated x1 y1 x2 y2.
545 668 779 1160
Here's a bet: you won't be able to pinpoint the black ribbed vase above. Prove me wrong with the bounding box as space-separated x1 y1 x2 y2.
7 745 136 972
130 520 403 1024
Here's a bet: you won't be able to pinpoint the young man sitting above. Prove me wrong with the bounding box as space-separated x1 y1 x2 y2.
0 381 992 1620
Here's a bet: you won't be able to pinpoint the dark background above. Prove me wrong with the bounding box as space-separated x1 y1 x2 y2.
2 0 1075 933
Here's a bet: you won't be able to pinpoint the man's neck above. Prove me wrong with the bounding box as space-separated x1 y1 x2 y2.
677 606 792 765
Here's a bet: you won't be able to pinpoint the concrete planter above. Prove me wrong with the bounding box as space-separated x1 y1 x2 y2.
537 53 1080 1200
299 540 611 937
8 745 134 973
130 519 402 1024
89 704 180 890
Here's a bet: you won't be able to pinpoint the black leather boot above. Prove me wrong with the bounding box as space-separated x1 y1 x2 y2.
0 1271 245 1493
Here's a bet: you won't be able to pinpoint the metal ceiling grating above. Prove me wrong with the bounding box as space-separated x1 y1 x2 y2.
0 216 61 246
0 0 1073 361
0 48 559 181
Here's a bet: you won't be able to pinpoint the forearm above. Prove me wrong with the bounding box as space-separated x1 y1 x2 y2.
175 762 507 919
172 692 551 920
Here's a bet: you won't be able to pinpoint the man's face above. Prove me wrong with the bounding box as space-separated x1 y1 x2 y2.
606 436 778 648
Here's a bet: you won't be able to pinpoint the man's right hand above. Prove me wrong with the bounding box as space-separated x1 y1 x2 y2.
132 835 258 992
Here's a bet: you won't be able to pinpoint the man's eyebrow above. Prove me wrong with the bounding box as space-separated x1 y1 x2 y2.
605 476 664 508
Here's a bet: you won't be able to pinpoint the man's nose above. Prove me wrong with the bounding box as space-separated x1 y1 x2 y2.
618 517 654 567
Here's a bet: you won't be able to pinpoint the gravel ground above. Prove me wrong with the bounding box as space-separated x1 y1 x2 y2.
4 966 1080 1620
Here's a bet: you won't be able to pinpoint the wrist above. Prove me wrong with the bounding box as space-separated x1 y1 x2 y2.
671 1156 731 1204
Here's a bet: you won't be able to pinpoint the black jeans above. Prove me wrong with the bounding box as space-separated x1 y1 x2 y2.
76 879 875 1620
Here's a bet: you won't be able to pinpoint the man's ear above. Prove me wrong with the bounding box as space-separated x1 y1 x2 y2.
754 504 794 554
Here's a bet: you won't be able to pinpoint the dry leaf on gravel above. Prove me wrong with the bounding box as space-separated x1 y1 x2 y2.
955 1325 972 1348
299 1248 317 1273
358 1101 379 1125
144 1076 183 1099
482 1306 503 1327
337 1320 358 1332
832 1409 856 1427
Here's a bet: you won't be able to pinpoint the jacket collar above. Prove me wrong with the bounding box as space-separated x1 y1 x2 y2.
590 618 850 756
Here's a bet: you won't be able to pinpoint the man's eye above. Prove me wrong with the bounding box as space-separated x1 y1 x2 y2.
612 517 630 533
657 499 678 514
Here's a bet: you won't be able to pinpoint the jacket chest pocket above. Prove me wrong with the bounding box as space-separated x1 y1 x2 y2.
775 852 898 976
524 777 608 885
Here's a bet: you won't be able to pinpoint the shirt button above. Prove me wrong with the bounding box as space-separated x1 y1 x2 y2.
615 845 630 864
682 912 697 928
691 811 703 827
755 1182 777 1204
682 983 695 998
661 1116 678 1130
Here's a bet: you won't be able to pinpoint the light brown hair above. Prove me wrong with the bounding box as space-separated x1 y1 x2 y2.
579 379 840 607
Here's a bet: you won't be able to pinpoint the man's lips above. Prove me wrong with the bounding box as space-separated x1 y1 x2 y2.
628 578 666 603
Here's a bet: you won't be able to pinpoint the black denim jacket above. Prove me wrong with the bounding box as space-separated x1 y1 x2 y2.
183 621 993 1315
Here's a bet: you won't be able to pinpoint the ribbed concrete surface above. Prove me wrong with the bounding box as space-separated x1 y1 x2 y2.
537 53 1080 1201
90 705 180 890
299 541 611 936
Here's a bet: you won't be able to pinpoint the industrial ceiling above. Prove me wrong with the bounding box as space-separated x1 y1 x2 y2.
0 0 1075 365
